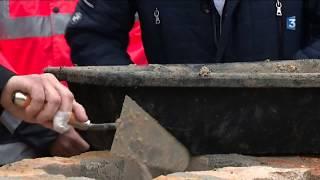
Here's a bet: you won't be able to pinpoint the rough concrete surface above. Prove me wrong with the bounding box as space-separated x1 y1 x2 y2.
187 154 262 171
0 151 320 180
187 154 320 178
2 153 320 179
0 151 152 180
155 166 312 180
258 156 320 177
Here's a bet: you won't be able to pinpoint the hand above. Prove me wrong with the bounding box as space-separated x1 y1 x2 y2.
0 73 88 129
50 127 90 157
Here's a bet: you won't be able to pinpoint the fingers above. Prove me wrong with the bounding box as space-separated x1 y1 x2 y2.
66 128 90 152
25 76 46 120
45 73 89 124
42 121 53 130
1 75 46 122
43 74 77 132
50 128 90 157
34 74 61 124
72 101 88 122
39 74 89 130
45 73 74 113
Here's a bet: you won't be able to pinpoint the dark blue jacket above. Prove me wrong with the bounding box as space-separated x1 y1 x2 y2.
66 0 320 65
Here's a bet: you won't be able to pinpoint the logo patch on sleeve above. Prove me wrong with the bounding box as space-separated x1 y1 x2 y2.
71 12 82 24
286 16 296 31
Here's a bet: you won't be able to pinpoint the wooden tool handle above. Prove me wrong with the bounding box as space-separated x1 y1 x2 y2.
12 91 81 126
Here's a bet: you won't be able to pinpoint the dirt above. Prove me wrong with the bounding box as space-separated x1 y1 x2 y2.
199 66 211 77
273 64 299 73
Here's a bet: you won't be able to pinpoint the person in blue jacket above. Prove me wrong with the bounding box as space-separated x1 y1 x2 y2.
66 0 320 65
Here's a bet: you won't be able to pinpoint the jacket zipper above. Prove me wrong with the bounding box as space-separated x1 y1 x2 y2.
276 0 284 59
204 0 223 58
219 14 223 36
210 1 222 46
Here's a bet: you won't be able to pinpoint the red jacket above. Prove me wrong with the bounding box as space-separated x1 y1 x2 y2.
0 0 147 75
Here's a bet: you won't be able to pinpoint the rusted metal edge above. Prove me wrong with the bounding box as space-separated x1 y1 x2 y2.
45 59 320 88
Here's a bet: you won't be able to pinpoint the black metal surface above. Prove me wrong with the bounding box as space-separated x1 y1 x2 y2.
127 87 320 155
46 60 320 155
69 83 124 150
69 85 320 155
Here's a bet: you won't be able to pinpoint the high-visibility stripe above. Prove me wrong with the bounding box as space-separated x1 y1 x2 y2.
0 0 9 18
0 17 52 39
53 13 72 35
0 1 71 39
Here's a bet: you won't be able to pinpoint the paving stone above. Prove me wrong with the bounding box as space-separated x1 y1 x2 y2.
155 166 312 180
187 154 262 171
0 151 152 180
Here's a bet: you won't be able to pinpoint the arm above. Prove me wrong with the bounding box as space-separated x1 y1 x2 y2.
0 52 15 114
0 66 15 114
66 0 136 65
0 51 23 132
295 0 320 58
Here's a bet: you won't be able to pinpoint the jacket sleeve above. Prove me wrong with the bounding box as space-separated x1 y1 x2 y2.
295 0 320 58
65 0 136 66
0 53 15 114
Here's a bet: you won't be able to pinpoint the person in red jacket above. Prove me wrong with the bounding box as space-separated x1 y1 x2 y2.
0 1 90 162
0 0 147 75
0 0 147 163
0 0 75 75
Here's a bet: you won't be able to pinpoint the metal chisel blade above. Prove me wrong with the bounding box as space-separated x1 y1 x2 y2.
71 121 117 131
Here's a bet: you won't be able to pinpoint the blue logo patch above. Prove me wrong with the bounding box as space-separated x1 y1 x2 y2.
286 16 296 31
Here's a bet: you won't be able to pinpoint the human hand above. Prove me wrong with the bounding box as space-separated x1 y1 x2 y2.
0 73 88 129
50 127 90 157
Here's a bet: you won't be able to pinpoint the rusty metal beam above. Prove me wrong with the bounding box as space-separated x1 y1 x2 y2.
46 59 320 88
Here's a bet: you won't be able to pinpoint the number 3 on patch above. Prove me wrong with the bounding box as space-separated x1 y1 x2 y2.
286 16 296 31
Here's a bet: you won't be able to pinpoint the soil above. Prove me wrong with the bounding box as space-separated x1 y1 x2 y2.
199 66 211 77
